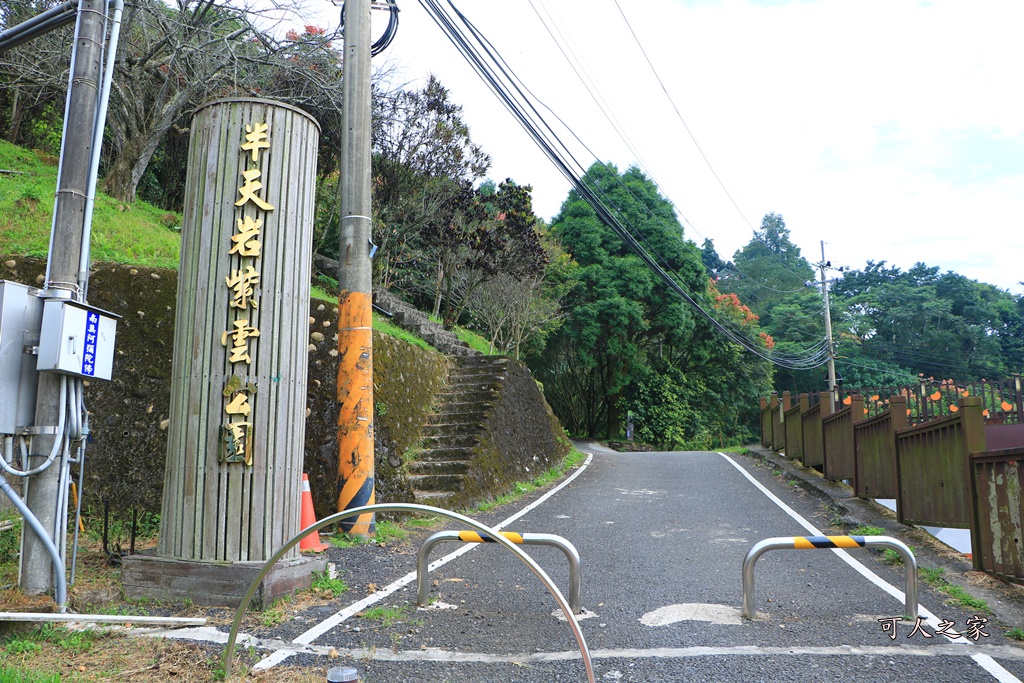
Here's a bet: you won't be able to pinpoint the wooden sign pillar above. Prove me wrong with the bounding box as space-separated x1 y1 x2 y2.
123 99 324 607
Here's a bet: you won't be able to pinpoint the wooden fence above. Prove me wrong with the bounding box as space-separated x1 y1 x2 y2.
854 396 907 500
972 446 1024 584
757 388 1024 579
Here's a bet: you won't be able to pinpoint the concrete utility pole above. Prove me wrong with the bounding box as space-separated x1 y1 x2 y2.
23 0 105 595
336 0 376 536
814 241 838 410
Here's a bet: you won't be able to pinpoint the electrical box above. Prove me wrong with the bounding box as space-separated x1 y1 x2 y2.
36 299 118 380
0 281 43 434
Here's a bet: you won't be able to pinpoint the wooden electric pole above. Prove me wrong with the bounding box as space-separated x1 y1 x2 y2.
336 0 376 536
23 0 106 594
814 241 838 410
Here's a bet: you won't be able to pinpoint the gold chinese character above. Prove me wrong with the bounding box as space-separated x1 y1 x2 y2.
225 391 251 417
241 122 270 162
230 215 263 257
221 319 260 364
226 265 260 310
235 168 275 211
221 421 253 465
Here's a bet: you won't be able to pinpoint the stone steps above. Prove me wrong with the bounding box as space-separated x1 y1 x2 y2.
414 446 476 462
405 460 470 476
370 291 510 508
419 433 480 450
406 472 466 492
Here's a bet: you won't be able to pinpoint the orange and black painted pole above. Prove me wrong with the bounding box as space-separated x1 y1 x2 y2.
337 289 374 535
336 0 375 536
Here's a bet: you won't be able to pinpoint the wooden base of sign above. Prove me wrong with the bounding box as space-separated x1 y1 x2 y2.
121 553 327 609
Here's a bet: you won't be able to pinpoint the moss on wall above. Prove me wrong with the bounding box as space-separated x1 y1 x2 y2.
448 358 571 509
0 258 447 520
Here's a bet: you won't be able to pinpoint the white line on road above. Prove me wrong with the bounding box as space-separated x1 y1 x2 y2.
252 453 595 671
233 641 1024 664
718 451 1022 683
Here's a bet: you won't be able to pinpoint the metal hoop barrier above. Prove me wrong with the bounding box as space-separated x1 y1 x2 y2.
417 530 582 614
222 503 595 682
741 535 918 620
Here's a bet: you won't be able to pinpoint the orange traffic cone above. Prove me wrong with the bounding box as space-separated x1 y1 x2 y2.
299 473 329 553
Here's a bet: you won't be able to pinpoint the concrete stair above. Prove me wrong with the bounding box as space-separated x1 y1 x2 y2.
404 355 511 507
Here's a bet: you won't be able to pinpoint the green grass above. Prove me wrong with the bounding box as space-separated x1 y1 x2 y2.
1006 627 1024 641
376 520 408 544
452 325 494 355
0 140 181 267
918 566 991 613
311 285 335 302
360 605 408 626
256 598 290 627
850 525 886 536
326 532 370 549
311 570 349 598
406 515 443 530
0 666 60 683
470 448 587 513
2 624 100 657
373 312 436 352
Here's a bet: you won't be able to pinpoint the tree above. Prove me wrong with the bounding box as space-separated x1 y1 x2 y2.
101 1 351 202
831 261 1021 380
0 1 352 203
0 1 72 152
719 213 825 395
534 162 772 441
700 238 726 278
365 76 492 296
421 179 548 326
465 226 578 359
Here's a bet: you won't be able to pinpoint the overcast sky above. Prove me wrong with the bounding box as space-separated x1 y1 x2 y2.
306 0 1024 294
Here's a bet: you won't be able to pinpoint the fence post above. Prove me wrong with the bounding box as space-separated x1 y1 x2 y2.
1015 374 1023 421
960 396 986 569
769 392 779 450
890 395 908 431
760 397 769 447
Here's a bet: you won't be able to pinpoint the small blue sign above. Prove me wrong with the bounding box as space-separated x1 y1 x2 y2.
82 311 99 377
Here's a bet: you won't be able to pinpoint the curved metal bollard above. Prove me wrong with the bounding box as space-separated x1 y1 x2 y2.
417 530 582 613
742 535 918 620
221 503 594 682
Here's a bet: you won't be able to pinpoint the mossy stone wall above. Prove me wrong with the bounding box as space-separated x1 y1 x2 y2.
0 258 447 520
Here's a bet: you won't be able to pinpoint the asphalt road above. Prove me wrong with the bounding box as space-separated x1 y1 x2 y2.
221 445 1024 682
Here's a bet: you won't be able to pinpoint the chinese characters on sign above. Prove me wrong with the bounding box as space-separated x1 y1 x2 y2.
220 122 273 465
82 311 100 377
878 615 989 641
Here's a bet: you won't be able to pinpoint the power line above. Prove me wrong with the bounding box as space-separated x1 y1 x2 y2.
416 0 830 371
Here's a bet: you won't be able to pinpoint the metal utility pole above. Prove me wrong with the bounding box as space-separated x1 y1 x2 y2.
23 0 105 595
336 0 376 536
814 241 838 409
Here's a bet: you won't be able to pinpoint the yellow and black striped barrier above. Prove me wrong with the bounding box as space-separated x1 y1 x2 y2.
792 535 866 549
455 531 524 544
742 535 917 620
417 530 582 613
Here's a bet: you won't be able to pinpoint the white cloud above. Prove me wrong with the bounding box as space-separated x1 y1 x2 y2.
304 0 1024 293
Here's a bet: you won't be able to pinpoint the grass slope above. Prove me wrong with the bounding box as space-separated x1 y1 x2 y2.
0 140 180 268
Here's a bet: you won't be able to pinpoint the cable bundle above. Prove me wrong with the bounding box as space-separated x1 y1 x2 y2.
416 0 831 370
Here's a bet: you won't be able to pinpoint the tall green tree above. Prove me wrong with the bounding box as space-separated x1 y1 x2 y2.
831 261 1021 380
535 163 771 443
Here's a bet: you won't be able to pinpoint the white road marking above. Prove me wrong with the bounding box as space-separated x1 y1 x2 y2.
718 451 1020 683
251 453 595 670
973 654 1024 683
242 642 1024 664
639 603 743 626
